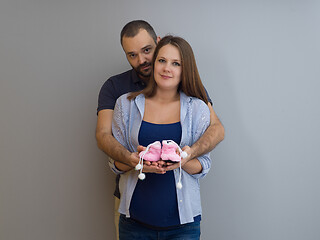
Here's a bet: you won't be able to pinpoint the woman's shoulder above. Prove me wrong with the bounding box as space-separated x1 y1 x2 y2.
114 93 128 108
116 92 136 104
117 92 130 101
181 93 209 111
116 92 145 109
118 92 144 100
180 93 209 118
191 98 210 114
190 96 207 106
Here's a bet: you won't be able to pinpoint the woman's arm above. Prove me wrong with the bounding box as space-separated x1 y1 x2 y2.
182 99 212 177
108 96 133 174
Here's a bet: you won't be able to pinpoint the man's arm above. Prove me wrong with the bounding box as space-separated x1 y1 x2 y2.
96 109 166 174
164 158 202 175
184 102 224 161
96 109 139 168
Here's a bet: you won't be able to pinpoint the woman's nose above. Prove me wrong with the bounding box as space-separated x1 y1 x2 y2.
163 63 170 72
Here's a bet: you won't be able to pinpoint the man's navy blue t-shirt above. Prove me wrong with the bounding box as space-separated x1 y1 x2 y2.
97 69 146 113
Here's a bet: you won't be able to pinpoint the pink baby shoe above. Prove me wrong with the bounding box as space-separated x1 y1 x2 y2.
161 140 187 162
161 140 188 189
136 141 161 180
138 141 162 162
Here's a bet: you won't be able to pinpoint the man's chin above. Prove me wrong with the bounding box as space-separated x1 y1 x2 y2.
136 70 151 80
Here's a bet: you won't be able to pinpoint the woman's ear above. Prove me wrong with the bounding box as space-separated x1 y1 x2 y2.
156 36 161 43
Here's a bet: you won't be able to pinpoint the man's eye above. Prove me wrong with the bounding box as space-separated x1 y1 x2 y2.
144 48 151 53
129 54 136 58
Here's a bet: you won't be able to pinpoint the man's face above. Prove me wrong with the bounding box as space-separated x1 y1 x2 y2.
122 29 157 81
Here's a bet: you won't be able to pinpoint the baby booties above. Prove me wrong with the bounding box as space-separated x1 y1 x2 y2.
135 140 187 189
161 140 188 161
138 141 162 162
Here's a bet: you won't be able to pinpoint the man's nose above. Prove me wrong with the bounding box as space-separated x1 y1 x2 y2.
137 54 146 65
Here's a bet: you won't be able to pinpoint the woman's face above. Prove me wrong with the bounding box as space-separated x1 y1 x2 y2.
154 44 182 91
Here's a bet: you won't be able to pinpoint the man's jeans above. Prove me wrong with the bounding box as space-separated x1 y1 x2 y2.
119 214 201 240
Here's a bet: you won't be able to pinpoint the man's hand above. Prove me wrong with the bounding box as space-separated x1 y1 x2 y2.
179 145 192 164
128 151 140 167
137 145 146 153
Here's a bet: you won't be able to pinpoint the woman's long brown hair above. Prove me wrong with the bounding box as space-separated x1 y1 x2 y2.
128 35 208 104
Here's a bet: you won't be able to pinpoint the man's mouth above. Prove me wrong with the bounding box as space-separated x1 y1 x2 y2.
140 63 151 71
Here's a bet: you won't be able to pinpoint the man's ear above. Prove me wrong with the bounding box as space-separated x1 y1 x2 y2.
156 36 161 43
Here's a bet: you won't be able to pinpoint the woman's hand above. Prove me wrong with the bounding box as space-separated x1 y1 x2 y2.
143 162 166 174
137 145 167 174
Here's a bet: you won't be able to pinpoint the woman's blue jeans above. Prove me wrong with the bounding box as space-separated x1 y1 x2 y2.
119 214 201 240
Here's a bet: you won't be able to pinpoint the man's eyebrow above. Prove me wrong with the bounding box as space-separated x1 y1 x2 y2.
142 45 153 50
126 45 153 55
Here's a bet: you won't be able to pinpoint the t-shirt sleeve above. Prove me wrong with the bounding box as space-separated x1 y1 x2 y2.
203 87 213 106
97 78 117 113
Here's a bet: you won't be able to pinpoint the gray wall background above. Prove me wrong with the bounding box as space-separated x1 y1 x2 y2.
1 0 319 240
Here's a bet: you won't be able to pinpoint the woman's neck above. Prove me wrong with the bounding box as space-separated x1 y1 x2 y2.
144 88 180 124
152 88 180 103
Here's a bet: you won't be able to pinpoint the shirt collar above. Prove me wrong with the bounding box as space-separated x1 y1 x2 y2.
134 93 145 118
180 92 190 123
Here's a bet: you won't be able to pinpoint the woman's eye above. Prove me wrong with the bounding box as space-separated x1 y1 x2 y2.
173 62 181 66
158 59 165 63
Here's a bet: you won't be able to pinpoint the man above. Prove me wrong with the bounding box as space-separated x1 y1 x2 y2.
96 20 224 239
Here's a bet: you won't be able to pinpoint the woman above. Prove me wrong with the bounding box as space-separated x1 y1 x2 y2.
110 35 211 239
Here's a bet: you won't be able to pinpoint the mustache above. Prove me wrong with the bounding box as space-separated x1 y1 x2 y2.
139 62 151 68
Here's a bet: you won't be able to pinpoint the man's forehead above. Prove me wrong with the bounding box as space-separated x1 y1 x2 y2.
122 30 155 52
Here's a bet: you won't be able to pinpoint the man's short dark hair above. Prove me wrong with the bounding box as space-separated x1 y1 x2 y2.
120 20 157 45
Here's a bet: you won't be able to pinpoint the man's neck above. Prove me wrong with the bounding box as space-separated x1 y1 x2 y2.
138 74 149 82
137 73 149 85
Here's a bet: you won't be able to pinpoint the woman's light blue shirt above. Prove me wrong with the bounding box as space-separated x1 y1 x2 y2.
110 92 211 225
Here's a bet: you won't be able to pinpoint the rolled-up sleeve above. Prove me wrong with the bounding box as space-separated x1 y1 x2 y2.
108 157 125 175
192 154 211 179
190 99 212 179
109 95 129 174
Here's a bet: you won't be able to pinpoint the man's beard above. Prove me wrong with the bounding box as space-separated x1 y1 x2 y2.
135 62 151 79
